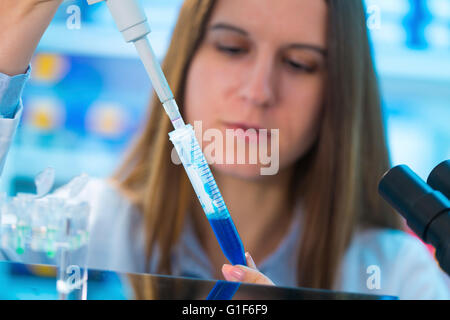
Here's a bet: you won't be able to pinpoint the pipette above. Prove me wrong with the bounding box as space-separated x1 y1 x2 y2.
88 0 247 266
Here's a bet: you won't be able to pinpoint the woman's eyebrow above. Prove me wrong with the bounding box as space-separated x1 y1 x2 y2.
286 44 327 56
209 22 249 36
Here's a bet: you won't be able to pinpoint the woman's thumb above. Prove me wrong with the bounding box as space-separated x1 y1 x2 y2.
221 252 275 285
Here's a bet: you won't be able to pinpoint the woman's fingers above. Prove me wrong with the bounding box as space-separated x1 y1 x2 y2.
222 264 275 285
221 252 275 286
0 0 63 76
245 252 257 269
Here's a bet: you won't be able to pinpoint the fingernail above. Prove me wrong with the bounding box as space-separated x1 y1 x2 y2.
223 265 245 281
245 252 256 267
229 267 245 281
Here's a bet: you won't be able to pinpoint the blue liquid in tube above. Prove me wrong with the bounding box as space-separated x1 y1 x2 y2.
169 125 247 267
208 216 246 266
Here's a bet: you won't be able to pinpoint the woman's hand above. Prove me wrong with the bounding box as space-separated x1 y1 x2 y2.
0 0 63 75
221 252 275 286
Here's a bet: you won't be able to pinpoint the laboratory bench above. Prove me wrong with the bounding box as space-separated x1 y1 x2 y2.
0 260 396 300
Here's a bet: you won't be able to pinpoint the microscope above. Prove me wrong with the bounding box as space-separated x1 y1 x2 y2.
379 160 450 276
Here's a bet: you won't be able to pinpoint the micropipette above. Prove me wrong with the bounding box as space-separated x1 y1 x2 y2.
88 0 247 266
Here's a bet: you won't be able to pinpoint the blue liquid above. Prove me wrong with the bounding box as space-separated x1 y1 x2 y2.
208 216 247 266
206 280 240 300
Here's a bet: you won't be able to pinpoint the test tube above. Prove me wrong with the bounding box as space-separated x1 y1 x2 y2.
170 125 247 266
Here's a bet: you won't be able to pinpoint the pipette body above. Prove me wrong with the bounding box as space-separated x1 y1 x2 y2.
87 0 185 129
88 0 246 266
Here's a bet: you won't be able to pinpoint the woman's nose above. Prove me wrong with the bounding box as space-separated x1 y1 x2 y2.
239 55 277 108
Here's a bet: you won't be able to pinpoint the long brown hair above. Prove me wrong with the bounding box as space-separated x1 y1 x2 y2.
114 0 402 290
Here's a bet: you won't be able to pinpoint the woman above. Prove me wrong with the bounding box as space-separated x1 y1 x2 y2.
0 0 448 299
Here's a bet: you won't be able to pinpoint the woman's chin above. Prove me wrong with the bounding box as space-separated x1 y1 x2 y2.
210 163 273 181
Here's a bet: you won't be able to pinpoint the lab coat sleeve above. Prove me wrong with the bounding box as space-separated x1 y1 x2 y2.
0 66 30 175
390 233 450 299
0 66 31 118
0 106 23 175
336 228 450 299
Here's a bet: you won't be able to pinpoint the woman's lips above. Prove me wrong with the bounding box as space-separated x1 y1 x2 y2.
222 121 271 143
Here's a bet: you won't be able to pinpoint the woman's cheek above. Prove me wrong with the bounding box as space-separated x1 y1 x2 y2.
277 106 322 168
185 60 229 125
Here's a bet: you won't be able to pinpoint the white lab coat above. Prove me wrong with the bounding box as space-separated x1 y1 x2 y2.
0 106 449 299
0 107 21 175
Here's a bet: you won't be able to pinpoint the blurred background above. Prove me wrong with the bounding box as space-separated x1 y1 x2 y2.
1 0 449 196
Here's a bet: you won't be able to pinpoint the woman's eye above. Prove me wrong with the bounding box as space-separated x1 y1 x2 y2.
284 58 315 73
216 45 247 55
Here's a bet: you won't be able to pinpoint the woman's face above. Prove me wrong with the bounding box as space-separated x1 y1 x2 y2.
184 0 327 179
